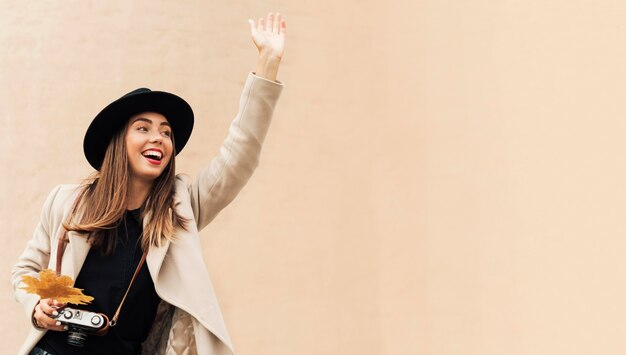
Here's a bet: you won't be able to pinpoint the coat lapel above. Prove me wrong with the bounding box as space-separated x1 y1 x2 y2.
146 238 170 280
143 209 171 280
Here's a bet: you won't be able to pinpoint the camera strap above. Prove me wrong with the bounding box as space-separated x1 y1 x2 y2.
56 235 147 335
55 229 147 333
109 251 147 327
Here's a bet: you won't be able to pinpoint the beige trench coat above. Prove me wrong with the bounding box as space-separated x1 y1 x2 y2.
11 72 283 355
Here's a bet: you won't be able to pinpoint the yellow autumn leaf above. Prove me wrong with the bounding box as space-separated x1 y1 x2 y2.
20 269 94 305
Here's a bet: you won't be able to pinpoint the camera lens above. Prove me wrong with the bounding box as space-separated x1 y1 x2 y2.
67 328 89 347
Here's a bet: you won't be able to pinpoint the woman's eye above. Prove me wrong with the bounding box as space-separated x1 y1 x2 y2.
137 126 148 132
162 131 172 137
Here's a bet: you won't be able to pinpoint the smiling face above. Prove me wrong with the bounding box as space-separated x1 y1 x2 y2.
125 111 174 183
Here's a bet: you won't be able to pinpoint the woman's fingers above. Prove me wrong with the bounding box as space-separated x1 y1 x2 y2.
34 299 67 331
39 298 59 317
258 17 265 31
251 12 284 34
34 302 55 328
249 18 256 33
51 299 67 309
267 12 274 32
273 13 281 33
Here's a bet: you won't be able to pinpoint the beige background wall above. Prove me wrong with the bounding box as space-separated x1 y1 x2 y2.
1 1 625 354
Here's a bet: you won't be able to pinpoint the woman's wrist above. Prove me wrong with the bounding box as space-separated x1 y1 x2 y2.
31 307 44 330
254 52 282 82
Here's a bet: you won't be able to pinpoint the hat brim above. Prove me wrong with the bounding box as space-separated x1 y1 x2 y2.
84 90 194 170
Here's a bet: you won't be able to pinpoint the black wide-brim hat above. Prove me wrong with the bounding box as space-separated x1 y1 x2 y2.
84 88 194 170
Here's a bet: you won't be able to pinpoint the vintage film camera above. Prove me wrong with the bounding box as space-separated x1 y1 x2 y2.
52 307 107 347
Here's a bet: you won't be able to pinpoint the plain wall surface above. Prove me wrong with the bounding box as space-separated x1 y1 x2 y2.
2 1 626 354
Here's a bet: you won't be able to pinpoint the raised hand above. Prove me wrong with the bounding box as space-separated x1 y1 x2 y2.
249 12 286 61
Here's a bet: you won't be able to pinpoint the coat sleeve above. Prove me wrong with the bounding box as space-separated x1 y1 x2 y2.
10 184 62 322
183 72 284 231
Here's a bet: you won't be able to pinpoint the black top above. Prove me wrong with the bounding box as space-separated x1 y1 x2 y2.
37 208 161 355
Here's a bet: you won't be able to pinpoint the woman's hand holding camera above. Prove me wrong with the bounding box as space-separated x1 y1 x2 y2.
32 298 67 331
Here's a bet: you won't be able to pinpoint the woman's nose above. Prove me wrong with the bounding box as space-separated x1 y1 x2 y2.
149 132 163 143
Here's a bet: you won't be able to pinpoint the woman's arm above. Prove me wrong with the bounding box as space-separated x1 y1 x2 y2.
183 12 286 230
11 185 59 320
12 185 75 332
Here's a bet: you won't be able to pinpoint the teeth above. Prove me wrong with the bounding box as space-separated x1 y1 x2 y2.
143 150 162 160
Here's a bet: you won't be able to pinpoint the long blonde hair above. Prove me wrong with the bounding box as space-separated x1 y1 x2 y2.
63 120 189 255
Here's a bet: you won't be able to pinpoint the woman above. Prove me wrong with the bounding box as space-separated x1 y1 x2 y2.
11 12 286 355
